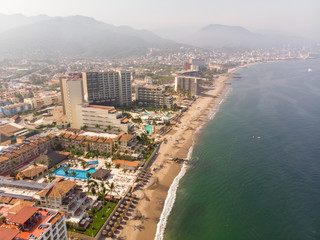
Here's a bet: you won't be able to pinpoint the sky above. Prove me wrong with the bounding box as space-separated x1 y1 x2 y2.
0 0 319 40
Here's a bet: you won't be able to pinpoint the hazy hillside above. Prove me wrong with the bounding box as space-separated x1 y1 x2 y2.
0 15 176 58
0 13 50 33
154 24 312 49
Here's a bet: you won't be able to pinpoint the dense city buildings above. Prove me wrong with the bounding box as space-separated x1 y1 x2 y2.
82 71 132 107
135 85 173 109
174 76 202 96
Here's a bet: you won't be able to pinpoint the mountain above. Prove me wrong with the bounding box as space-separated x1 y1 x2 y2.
0 15 177 58
162 24 312 49
0 13 50 33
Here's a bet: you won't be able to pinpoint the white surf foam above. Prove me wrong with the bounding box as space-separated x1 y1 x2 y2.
154 147 192 240
154 85 232 240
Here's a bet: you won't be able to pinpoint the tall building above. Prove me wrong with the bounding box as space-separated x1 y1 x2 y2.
60 75 84 129
82 71 132 107
135 85 173 109
174 76 202 96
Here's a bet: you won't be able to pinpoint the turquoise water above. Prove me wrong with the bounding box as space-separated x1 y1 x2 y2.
53 166 96 179
87 160 98 165
143 112 150 115
164 59 320 240
145 125 152 134
166 115 172 118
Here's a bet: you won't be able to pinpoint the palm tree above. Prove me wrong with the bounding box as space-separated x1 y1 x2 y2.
90 206 98 230
86 172 92 192
100 187 108 217
1 216 6 223
107 182 116 202
71 170 76 178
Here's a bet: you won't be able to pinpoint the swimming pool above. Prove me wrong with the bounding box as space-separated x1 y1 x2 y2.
87 160 98 165
145 125 152 135
166 115 172 118
53 166 96 179
142 112 150 115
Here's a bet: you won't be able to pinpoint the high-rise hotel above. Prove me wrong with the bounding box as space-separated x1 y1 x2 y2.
82 71 132 107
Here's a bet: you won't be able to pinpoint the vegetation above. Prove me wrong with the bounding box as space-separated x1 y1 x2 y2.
67 202 116 237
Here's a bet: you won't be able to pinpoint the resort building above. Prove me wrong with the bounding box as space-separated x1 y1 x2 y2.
174 76 202 96
0 103 32 116
135 85 173 109
82 71 132 107
75 105 133 134
113 159 140 171
113 133 141 155
0 133 55 174
24 93 61 109
60 75 84 129
0 205 67 240
35 179 91 219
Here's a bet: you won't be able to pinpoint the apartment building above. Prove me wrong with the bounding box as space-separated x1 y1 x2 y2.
82 71 132 107
0 134 55 174
75 105 132 134
0 206 67 240
58 133 114 154
24 93 61 109
59 75 84 129
35 179 90 219
174 76 202 96
0 103 32 116
135 85 173 109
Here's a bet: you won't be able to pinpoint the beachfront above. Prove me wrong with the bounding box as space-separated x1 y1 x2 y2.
116 71 234 240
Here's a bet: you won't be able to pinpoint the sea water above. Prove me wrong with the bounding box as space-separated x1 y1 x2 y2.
162 59 320 240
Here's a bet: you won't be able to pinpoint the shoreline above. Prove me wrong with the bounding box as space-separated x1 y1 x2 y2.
117 66 244 240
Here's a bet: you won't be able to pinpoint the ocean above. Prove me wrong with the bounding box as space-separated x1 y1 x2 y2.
161 59 320 240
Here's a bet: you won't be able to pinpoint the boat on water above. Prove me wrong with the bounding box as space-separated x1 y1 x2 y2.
308 68 312 72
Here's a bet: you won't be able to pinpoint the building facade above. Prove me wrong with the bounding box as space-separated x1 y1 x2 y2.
24 93 61 109
174 76 202 96
82 71 132 107
75 105 132 134
0 103 32 116
135 85 173 109
60 76 84 129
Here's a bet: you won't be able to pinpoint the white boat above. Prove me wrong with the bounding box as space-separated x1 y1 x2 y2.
308 68 312 72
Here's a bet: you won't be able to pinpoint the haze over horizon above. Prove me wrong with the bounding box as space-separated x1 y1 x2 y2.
0 0 319 41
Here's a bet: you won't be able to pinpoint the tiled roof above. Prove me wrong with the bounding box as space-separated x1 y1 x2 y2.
37 180 76 199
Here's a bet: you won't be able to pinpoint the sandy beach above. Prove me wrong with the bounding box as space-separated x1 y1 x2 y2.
116 70 237 240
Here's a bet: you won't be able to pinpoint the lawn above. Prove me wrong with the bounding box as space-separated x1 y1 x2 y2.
68 202 117 237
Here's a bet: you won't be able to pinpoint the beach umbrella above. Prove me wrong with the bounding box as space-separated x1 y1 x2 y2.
108 231 113 237
108 220 114 226
115 212 120 216
117 217 121 222
132 194 137 199
102 230 107 236
106 225 111 231
112 216 117 221
111 227 117 233
126 204 130 209
114 222 120 228
123 209 128 215
120 204 124 208
120 213 124 218
127 193 132 197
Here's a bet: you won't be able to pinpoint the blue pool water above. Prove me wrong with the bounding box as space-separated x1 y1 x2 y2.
53 166 96 179
166 115 172 118
87 160 98 165
145 125 152 135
